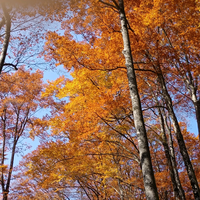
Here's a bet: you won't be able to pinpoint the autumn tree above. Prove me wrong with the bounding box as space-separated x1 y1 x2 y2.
11 0 200 199
43 0 159 198
16 63 200 199
0 68 46 200
0 0 69 75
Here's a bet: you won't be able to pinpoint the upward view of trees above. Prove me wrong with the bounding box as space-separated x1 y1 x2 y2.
0 0 199 199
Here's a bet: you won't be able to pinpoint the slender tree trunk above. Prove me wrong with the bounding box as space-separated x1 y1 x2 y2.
145 77 185 199
159 110 185 200
162 27 200 141
0 3 11 74
1 109 7 200
4 139 17 199
157 71 200 200
146 77 185 199
182 72 200 141
117 0 159 199
193 99 200 140
164 116 185 200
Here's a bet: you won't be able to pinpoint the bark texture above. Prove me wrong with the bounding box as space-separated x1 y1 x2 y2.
117 0 159 199
157 71 200 200
159 111 185 200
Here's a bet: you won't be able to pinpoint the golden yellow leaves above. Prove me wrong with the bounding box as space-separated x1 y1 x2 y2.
0 67 46 140
13 0 200 198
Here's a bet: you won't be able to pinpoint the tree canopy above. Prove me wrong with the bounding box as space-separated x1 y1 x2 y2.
0 0 200 199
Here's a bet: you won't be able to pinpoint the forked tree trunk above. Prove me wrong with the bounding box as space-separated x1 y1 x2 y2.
117 0 159 199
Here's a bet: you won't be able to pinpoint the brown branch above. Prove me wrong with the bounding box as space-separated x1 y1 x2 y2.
99 0 119 10
3 63 18 70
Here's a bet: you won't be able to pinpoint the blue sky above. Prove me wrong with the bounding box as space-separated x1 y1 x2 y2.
4 11 198 200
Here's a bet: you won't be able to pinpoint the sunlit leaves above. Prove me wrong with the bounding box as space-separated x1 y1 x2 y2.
13 0 200 199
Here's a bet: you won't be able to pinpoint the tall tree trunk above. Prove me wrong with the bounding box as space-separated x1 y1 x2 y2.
145 77 185 199
162 27 200 141
192 98 200 140
4 139 17 200
117 0 159 199
1 109 7 200
157 70 200 200
159 110 185 200
195 101 200 140
0 3 11 74
181 71 200 141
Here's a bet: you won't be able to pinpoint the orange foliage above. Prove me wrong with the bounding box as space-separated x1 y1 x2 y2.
12 0 200 199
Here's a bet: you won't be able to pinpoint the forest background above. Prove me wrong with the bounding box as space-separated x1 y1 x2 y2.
0 0 199 199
